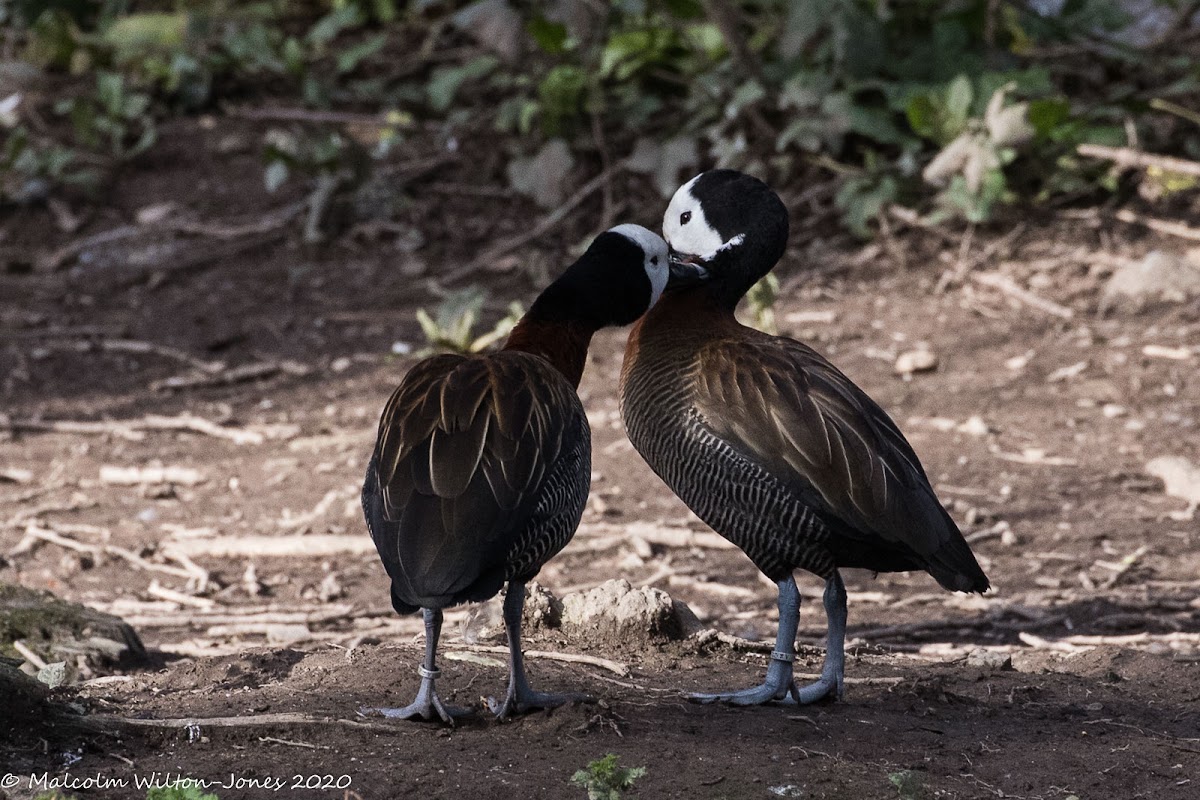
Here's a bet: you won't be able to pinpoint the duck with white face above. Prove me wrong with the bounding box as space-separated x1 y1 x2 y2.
363 224 667 724
621 170 989 707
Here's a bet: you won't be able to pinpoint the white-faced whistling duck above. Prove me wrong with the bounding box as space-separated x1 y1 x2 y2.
620 171 989 706
363 224 668 724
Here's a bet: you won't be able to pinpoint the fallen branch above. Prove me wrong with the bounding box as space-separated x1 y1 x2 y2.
1110 208 1200 242
450 644 629 677
164 535 375 559
88 713 400 734
35 338 223 373
21 524 194 579
970 272 1075 319
100 465 206 486
4 413 285 445
1077 143 1200 179
443 167 619 283
151 360 311 392
122 606 358 629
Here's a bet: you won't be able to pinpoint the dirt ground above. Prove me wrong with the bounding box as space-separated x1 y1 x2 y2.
1 119 1199 799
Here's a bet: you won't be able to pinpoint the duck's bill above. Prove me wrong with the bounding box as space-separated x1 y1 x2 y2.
667 250 711 285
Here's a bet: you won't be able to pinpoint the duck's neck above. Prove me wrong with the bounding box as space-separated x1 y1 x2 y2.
503 314 596 389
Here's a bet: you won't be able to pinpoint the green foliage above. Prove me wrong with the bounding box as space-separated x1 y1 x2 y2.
888 770 926 800
56 71 157 159
743 273 780 334
4 0 1197 233
145 784 220 800
570 753 647 800
416 288 523 355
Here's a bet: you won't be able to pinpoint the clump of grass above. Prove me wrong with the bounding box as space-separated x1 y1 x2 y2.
146 784 220 800
743 273 780 335
888 770 925 800
415 286 523 355
570 753 646 800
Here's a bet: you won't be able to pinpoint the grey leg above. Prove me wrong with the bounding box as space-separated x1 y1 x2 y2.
487 581 590 719
795 570 846 703
689 571 846 706
689 574 803 705
359 608 473 726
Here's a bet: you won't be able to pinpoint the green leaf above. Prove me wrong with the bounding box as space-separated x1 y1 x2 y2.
307 6 364 49
102 12 187 66
336 33 387 73
945 75 973 129
527 16 568 54
427 56 499 112
905 95 939 141
1027 98 1070 139
835 174 898 238
538 65 587 134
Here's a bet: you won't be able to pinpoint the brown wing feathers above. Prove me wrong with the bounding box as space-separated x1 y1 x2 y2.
368 352 579 608
695 336 988 592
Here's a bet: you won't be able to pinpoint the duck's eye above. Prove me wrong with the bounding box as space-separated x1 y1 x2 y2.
680 211 692 225
650 255 659 265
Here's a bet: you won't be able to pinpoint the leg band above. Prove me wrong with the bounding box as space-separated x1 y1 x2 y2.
417 665 440 680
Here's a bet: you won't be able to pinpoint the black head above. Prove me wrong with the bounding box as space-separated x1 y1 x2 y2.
527 224 668 329
661 170 789 309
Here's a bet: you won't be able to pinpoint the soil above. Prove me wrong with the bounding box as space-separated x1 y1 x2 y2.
1 118 1199 800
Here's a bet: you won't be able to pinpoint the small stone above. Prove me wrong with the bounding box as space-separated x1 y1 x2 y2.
265 624 311 645
894 349 938 376
957 415 989 436
560 579 698 639
135 202 178 225
330 357 351 373
966 649 1012 670
1102 403 1126 418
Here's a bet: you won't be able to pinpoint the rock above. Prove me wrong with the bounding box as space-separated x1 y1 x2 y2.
966 649 1013 670
1100 250 1200 313
560 579 700 640
461 582 562 644
894 348 938 376
0 583 147 681
1145 456 1200 520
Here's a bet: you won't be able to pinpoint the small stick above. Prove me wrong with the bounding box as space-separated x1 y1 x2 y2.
151 360 311 392
1077 143 1200 179
451 644 629 676
146 581 217 610
23 524 194 579
13 639 48 670
37 338 223 373
259 736 328 750
970 272 1075 319
100 465 206 486
1110 208 1200 242
89 713 400 734
443 167 619 283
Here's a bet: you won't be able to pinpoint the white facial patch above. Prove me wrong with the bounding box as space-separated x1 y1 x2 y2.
610 223 669 307
662 174 746 261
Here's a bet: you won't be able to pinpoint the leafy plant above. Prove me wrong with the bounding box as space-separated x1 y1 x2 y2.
888 769 926 800
56 71 157 159
743 273 781 334
570 753 647 800
416 287 523 355
145 784 220 800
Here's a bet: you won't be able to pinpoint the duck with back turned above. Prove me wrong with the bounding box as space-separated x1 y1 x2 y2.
621 171 989 706
364 224 668 724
